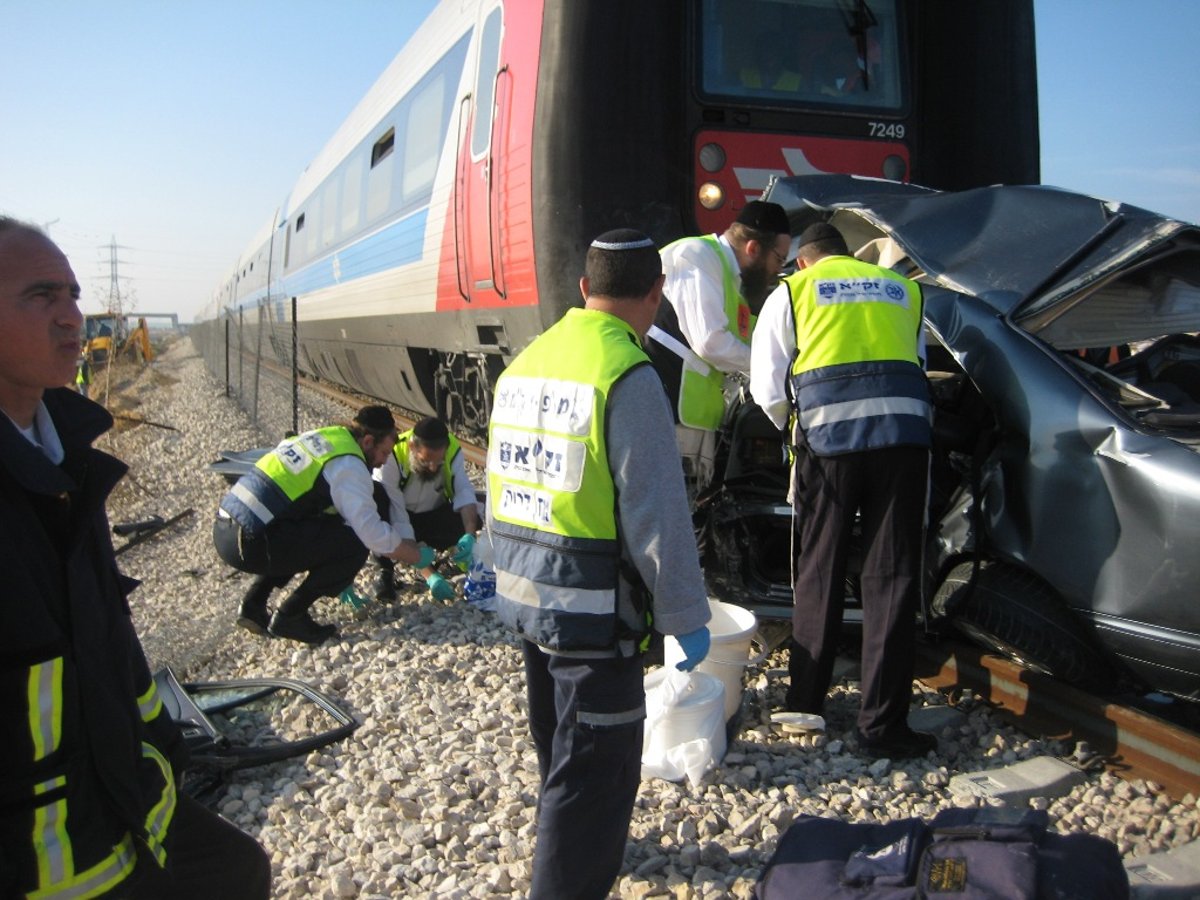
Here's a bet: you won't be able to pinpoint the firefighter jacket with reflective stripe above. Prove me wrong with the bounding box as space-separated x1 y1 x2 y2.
487 308 650 652
660 235 751 430
220 426 366 534
785 256 931 456
0 388 183 899
392 430 461 502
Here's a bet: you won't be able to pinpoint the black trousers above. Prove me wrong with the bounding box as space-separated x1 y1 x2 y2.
214 514 368 615
522 642 645 900
408 501 464 551
787 444 929 740
121 793 271 899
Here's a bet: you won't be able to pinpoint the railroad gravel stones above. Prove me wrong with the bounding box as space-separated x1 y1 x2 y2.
103 338 1200 898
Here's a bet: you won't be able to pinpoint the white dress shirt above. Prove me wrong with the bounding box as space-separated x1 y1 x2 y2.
324 455 414 552
661 234 751 375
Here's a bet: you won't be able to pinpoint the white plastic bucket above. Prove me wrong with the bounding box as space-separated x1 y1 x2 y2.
642 668 727 770
666 599 767 723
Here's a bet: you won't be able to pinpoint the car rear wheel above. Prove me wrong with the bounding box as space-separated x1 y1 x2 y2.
935 560 1116 693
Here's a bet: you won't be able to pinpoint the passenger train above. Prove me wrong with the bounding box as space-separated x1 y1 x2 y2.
191 0 1039 439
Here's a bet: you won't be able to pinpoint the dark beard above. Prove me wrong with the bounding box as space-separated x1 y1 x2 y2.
415 466 440 483
740 265 772 313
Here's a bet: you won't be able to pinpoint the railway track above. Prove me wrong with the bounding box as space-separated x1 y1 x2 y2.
237 351 1200 801
913 637 1200 801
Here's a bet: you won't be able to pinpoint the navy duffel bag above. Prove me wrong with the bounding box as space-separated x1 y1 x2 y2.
754 808 1128 899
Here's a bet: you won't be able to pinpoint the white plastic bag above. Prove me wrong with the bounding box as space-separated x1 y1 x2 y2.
641 667 726 788
462 528 497 611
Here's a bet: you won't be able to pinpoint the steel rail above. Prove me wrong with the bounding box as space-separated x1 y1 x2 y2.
914 637 1200 800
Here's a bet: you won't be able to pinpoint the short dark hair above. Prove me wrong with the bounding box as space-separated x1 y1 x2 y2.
795 221 848 261
347 404 396 440
585 229 662 300
0 216 45 241
411 416 449 449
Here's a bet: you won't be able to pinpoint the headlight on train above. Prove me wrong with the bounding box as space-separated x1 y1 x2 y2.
883 154 907 182
698 182 725 210
698 142 726 173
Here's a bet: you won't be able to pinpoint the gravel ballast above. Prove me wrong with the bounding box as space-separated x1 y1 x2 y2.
96 338 1199 898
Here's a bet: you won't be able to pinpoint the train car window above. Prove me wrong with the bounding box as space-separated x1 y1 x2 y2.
697 0 904 112
341 154 364 235
321 178 339 248
295 213 305 232
371 128 395 168
307 193 322 257
402 74 446 200
470 7 502 160
367 139 394 222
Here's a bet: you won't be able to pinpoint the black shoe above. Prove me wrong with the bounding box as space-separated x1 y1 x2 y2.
856 726 937 760
268 610 337 645
372 564 398 603
236 601 271 636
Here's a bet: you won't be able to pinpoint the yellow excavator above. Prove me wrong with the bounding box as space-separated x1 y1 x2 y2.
122 316 155 364
83 313 155 367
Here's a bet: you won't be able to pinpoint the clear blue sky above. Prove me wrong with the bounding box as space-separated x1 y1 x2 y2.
2 1 1198 323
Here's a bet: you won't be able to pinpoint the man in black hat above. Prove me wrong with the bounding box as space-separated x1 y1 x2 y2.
369 415 481 602
751 221 936 759
646 200 792 495
214 404 435 643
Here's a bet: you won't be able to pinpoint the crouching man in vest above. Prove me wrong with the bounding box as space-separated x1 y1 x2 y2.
0 217 271 899
370 416 481 602
214 405 435 644
487 229 713 899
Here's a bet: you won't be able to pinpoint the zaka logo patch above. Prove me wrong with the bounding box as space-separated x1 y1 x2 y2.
815 277 910 308
275 438 318 475
489 426 585 492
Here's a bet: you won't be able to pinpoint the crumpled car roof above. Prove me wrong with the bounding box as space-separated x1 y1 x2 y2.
766 174 1196 317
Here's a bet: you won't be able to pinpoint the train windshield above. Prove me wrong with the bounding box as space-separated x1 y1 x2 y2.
697 0 904 111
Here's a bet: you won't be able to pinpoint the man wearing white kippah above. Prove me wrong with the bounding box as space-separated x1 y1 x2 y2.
487 229 712 899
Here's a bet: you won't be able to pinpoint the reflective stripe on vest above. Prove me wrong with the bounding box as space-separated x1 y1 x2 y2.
487 308 648 651
140 742 176 866
27 833 137 900
787 257 931 455
393 430 461 501
28 659 63 761
23 658 165 899
136 679 162 723
220 426 365 532
662 235 750 430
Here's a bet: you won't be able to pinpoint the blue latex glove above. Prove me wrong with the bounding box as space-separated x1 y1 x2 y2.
337 587 367 609
452 532 476 566
416 545 436 569
674 626 711 671
426 572 456 601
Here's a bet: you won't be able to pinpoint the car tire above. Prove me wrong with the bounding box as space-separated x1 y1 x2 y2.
936 560 1116 693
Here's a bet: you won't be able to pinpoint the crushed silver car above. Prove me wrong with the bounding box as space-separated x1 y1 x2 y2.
708 174 1200 702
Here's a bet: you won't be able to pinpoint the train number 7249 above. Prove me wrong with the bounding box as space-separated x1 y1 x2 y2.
868 121 906 139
